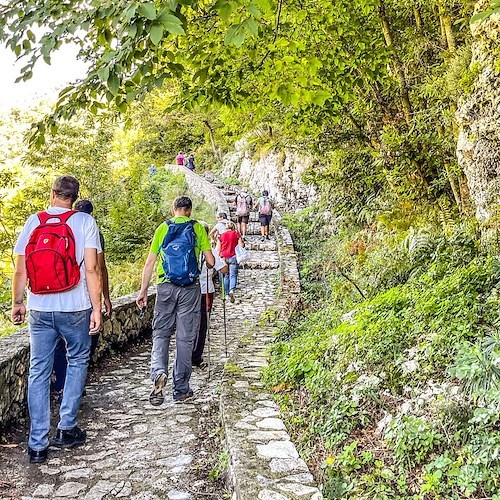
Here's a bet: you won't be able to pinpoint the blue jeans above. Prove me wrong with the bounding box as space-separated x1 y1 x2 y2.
224 256 239 294
28 309 91 451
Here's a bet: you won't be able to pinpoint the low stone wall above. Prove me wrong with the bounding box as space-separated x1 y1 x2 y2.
165 163 230 216
0 289 155 431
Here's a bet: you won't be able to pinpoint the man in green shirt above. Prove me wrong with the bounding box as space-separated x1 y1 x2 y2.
136 196 215 404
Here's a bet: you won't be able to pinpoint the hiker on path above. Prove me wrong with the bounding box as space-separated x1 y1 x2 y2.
186 154 195 171
52 199 112 398
148 164 157 177
136 196 215 405
216 221 244 303
256 190 273 241
209 212 229 242
234 190 253 238
176 152 185 166
11 175 102 464
192 222 228 367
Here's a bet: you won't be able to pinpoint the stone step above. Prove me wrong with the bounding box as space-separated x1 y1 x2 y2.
240 251 280 270
243 240 277 251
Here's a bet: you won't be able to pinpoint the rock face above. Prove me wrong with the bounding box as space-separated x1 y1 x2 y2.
221 137 318 211
456 2 500 221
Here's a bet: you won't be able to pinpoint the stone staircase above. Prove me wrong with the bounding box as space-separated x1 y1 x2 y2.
0 169 321 500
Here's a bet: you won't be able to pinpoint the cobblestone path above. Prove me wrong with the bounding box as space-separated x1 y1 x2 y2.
0 184 280 499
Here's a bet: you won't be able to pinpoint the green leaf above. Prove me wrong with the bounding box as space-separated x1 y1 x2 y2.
243 18 259 38
107 72 120 95
470 10 492 24
215 0 235 22
138 3 156 20
159 13 185 35
247 3 261 19
97 66 110 82
149 24 164 45
312 90 331 106
225 25 246 47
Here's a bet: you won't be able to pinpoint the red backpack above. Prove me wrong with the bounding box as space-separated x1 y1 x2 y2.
25 211 81 294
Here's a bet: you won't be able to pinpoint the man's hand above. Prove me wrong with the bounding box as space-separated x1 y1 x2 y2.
11 303 26 325
104 297 112 316
136 290 147 310
89 308 102 334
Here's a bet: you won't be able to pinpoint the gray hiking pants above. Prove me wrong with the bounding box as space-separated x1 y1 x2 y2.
150 281 201 397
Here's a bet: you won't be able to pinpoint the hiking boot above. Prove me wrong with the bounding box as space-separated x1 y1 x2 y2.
266 235 270 240
149 372 168 406
229 291 235 303
261 236 265 242
173 389 194 403
28 447 48 464
51 426 87 448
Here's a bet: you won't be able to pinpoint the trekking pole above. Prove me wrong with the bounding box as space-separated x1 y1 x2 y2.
206 267 211 380
222 276 228 358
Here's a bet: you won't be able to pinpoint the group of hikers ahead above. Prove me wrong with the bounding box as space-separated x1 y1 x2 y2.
176 151 196 171
10 172 274 465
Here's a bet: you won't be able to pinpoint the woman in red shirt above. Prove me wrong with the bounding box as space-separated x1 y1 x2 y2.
216 221 244 303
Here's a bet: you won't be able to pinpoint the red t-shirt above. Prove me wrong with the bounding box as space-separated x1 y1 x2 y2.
219 230 240 258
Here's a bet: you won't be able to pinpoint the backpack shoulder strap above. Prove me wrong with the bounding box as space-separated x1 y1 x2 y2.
37 210 77 225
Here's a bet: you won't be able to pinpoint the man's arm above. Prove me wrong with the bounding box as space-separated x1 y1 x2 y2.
203 249 215 269
84 247 102 334
136 252 157 309
98 252 112 316
11 255 27 325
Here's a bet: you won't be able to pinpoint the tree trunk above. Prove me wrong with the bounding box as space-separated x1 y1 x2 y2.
413 7 422 31
379 1 413 125
445 163 463 212
203 119 222 165
439 3 456 52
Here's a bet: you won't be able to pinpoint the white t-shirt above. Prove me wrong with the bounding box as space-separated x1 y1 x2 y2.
199 248 226 294
214 220 229 236
14 207 102 312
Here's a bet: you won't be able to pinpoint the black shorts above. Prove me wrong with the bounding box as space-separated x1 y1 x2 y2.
237 215 249 224
259 214 272 226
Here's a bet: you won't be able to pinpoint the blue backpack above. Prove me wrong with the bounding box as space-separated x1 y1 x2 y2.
160 219 199 285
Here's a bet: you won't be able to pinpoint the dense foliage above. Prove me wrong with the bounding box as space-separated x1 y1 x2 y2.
264 209 500 498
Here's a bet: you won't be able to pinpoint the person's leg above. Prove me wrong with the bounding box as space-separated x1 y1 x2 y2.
260 216 266 240
227 256 239 292
192 294 207 366
28 311 58 451
236 217 242 234
52 336 67 392
89 332 100 362
173 283 201 399
150 283 177 382
57 309 92 431
223 270 230 298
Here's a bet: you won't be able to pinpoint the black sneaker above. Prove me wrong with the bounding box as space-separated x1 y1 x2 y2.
51 426 87 448
149 372 167 406
28 447 48 464
173 389 194 403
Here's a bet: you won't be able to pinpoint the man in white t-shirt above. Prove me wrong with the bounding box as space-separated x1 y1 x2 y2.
11 175 102 464
193 222 228 367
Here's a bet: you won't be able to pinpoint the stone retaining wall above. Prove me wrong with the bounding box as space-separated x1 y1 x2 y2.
0 289 155 431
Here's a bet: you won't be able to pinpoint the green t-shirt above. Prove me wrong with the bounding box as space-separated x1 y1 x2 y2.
150 216 211 284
